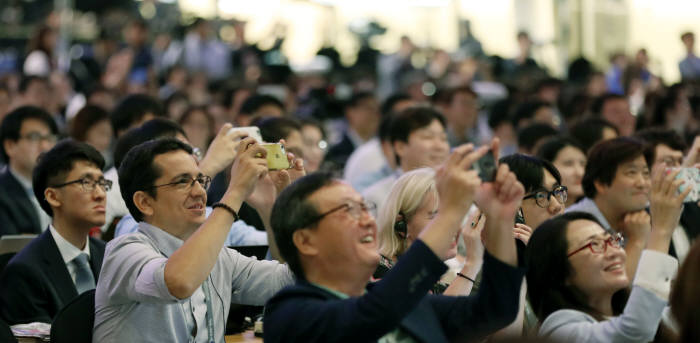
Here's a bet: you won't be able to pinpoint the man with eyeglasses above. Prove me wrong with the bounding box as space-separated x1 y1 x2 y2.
636 128 700 262
264 145 527 342
500 154 566 233
93 138 294 342
0 140 109 325
0 106 59 236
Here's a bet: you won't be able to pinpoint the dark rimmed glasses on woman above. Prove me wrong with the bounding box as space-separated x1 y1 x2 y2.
523 185 568 208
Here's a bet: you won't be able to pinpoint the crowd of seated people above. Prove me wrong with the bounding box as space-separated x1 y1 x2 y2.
1 12 700 343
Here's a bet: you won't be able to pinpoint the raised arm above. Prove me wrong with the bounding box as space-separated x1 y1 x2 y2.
164 138 268 299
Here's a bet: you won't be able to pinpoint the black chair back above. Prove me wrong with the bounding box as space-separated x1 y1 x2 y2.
50 289 95 343
0 318 17 343
0 252 16 274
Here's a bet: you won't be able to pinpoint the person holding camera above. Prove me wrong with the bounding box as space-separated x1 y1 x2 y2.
264 143 526 342
93 137 297 342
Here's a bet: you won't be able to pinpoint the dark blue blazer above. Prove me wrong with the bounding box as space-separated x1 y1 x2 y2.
264 241 524 343
0 229 105 325
0 169 42 236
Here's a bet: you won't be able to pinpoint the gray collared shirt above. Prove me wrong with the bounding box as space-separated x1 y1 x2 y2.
93 222 293 343
566 197 613 231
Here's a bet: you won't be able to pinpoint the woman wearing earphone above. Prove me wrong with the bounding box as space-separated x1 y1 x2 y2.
374 167 485 295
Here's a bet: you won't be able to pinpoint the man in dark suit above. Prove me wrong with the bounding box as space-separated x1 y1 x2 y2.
265 143 526 343
0 106 58 236
322 92 380 174
0 140 109 324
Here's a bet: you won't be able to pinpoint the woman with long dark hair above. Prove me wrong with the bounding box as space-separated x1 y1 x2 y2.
526 161 687 342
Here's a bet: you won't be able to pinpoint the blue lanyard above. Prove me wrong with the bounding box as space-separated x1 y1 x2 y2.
202 279 216 343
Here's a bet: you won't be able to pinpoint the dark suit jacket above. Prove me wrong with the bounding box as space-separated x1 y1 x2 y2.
0 230 105 325
321 133 357 174
0 169 42 236
264 241 524 343
670 203 700 258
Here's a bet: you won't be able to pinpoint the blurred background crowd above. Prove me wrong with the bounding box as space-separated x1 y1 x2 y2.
1 0 700 223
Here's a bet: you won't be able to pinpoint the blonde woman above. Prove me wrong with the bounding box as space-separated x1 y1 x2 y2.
374 167 484 295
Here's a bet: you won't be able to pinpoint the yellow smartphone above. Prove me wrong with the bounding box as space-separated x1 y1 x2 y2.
262 143 290 170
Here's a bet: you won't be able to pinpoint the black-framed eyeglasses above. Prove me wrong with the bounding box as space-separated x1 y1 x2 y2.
305 199 376 227
151 174 211 191
51 177 113 192
20 132 58 144
523 185 567 208
567 232 624 257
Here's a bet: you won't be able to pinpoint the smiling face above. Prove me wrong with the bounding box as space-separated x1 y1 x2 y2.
395 119 450 171
145 150 208 235
565 219 628 301
597 155 651 213
304 182 380 280
552 145 586 201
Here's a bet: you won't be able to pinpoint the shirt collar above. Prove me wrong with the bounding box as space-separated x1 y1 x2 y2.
49 224 91 264
8 166 32 190
137 221 184 257
578 197 613 231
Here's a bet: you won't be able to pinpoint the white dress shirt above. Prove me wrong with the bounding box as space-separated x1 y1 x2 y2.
49 224 91 286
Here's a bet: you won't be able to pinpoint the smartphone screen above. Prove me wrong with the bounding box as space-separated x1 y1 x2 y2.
474 150 496 182
675 167 700 203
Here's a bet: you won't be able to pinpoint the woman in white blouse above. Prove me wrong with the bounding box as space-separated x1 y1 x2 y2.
525 164 687 342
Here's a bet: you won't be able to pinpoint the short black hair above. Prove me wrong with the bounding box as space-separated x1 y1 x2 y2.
526 211 627 321
344 92 375 111
535 77 563 93
499 154 562 194
118 138 193 222
569 118 619 153
33 139 105 217
0 106 58 162
389 106 446 144
512 101 551 128
253 116 302 143
582 137 647 198
517 123 558 153
271 172 337 279
432 86 477 106
113 118 186 169
635 128 687 167
111 94 165 137
536 136 586 163
18 75 48 94
239 94 285 116
591 93 626 116
380 93 411 117
487 98 514 129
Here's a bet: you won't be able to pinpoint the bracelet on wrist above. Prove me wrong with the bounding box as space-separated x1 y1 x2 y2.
211 202 239 221
456 272 476 283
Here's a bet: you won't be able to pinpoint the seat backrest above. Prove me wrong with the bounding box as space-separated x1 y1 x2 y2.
0 318 18 343
50 289 95 343
0 252 16 274
0 235 37 254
